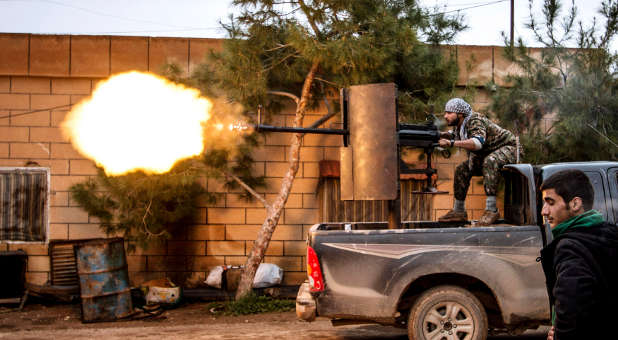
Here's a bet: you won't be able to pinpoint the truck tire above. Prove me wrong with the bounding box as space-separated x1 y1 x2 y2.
408 285 488 340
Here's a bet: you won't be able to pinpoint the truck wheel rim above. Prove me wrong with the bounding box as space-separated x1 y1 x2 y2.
422 301 474 340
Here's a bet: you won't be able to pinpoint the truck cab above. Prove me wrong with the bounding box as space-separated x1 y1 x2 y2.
297 161 618 339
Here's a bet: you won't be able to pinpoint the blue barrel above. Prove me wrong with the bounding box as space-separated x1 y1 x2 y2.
75 238 133 322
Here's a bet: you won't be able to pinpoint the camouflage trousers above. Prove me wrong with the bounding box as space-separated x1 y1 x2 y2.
453 145 518 201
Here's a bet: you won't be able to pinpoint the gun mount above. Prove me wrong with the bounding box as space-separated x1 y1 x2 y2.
253 83 449 228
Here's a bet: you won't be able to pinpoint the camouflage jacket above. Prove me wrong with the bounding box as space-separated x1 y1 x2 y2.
449 112 516 154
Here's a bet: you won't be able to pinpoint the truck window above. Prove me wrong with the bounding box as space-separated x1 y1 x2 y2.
584 171 608 221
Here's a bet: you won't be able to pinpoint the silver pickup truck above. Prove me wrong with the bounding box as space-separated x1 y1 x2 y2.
296 162 618 340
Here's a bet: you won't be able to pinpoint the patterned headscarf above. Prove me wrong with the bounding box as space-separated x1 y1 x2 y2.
444 98 472 116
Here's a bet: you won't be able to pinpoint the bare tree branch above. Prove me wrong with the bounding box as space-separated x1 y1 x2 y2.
267 90 300 104
227 172 272 210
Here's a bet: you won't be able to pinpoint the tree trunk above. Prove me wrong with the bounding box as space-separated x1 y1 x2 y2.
235 60 320 299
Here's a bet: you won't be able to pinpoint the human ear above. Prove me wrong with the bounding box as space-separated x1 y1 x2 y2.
570 197 583 212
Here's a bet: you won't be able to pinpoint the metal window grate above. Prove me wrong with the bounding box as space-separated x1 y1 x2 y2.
319 178 432 223
0 167 49 242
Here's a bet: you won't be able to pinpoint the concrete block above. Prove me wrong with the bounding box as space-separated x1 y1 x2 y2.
50 175 88 191
0 34 28 75
302 194 318 208
10 143 51 158
10 110 50 127
31 94 70 110
71 36 110 77
52 78 92 95
30 35 70 76
266 162 299 177
67 223 107 239
252 146 285 162
207 241 245 256
50 143 83 159
303 134 342 147
225 225 260 240
282 271 306 286
149 37 189 76
26 272 49 285
27 255 50 272
433 195 454 210
51 110 68 127
284 208 318 224
457 45 493 86
69 159 97 175
9 243 48 255
224 256 248 266
0 127 28 142
263 255 301 271
147 255 187 272
264 241 283 255
51 207 89 224
0 77 9 92
10 77 50 94
272 225 303 241
129 271 165 286
110 36 149 74
226 193 264 208
30 127 67 143
207 208 245 224
167 241 206 256
323 147 339 160
303 162 319 178
264 193 301 208
188 38 222 74
49 223 68 240
187 225 225 240
284 241 306 256
290 178 319 193
246 208 266 224
189 255 225 271
285 146 324 162
131 242 167 256
0 93 29 110
192 208 207 224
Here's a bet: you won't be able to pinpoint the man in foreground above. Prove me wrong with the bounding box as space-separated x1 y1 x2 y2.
539 169 618 340
437 98 518 225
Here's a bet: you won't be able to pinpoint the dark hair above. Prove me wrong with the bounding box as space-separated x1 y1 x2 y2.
540 169 594 211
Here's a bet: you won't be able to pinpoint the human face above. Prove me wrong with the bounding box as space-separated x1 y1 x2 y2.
541 188 577 229
443 111 459 127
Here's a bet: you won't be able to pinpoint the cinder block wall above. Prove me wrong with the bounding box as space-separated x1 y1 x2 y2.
0 33 520 287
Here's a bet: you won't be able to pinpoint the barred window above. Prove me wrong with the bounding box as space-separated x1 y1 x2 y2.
0 168 49 242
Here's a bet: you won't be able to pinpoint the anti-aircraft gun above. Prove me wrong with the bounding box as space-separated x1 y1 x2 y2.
255 83 449 228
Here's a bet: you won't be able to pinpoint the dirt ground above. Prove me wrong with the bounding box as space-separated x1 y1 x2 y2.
0 300 549 340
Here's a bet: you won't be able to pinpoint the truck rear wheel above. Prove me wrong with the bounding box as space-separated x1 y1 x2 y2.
408 285 488 340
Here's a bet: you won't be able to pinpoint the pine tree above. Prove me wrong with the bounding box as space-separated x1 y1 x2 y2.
489 0 618 163
192 0 466 298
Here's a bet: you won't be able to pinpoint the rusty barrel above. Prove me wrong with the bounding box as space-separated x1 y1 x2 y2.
75 238 132 322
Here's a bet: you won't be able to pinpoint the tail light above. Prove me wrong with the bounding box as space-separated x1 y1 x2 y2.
306 246 324 292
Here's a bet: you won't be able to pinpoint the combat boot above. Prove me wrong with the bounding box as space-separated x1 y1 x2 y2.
478 210 500 226
438 210 468 222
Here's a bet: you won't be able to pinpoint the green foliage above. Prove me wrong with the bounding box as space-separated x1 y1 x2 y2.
195 0 466 123
207 293 295 315
489 0 618 163
70 161 212 252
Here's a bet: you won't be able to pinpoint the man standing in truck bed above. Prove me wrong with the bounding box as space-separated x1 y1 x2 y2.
437 98 518 225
